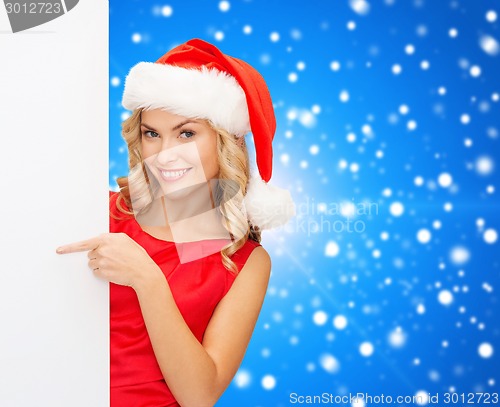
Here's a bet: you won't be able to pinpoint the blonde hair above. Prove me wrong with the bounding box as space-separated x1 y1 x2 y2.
113 109 261 274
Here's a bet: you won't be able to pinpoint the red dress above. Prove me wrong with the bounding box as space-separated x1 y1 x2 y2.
109 191 261 406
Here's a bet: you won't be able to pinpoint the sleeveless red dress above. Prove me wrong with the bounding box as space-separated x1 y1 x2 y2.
109 191 261 406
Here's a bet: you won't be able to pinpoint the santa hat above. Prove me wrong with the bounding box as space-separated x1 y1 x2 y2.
122 38 295 230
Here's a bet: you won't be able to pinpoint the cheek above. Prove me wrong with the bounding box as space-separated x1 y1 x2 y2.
202 155 219 175
197 150 217 172
140 140 156 160
140 140 148 157
196 138 219 175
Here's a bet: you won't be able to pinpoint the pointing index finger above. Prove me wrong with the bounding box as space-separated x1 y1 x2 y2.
56 236 101 254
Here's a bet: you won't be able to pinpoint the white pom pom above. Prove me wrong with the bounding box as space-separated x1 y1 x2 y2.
243 174 296 230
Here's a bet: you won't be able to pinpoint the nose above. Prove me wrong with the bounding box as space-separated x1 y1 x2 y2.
155 142 182 166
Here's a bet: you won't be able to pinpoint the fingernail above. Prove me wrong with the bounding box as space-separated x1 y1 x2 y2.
56 247 64 254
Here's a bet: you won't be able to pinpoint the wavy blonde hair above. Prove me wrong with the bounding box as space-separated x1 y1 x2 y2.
112 108 261 274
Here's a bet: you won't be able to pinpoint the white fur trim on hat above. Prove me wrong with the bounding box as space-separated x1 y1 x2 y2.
243 174 296 230
122 62 251 137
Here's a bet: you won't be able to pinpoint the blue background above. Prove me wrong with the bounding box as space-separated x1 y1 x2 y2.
109 1 499 406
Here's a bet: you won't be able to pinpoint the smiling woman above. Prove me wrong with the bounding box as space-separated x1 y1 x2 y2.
57 38 295 407
139 110 220 203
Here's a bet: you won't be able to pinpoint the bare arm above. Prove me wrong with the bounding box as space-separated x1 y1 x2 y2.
134 246 271 407
56 233 270 406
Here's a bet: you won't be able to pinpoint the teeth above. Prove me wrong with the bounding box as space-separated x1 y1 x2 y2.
161 168 188 178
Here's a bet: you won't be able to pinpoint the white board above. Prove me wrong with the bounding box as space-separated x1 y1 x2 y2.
0 1 109 405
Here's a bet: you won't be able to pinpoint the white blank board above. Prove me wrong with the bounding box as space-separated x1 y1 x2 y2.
0 1 109 405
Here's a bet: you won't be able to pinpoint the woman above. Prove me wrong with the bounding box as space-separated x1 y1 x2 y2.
56 38 294 407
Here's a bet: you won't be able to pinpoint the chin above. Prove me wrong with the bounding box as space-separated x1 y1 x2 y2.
160 181 206 201
161 187 193 201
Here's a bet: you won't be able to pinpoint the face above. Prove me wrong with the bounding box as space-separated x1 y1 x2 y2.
139 109 219 200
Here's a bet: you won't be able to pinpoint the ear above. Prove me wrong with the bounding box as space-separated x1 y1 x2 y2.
234 134 245 147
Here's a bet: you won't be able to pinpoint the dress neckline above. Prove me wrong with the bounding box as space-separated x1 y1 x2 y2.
112 191 232 246
131 217 176 244
131 216 232 246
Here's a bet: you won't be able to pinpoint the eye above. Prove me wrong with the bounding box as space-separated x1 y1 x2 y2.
143 130 159 138
179 130 195 139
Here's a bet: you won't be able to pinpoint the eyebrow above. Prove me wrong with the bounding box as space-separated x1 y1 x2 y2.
140 120 200 132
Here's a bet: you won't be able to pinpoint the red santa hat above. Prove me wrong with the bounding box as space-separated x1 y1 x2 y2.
122 38 295 230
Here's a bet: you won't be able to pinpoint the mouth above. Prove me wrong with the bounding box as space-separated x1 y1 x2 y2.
157 167 192 182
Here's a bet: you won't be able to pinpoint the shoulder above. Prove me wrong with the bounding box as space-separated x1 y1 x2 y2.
245 245 271 272
218 244 270 318
229 239 269 275
235 244 271 283
109 190 122 201
109 190 135 225
109 190 132 213
109 190 118 204
109 190 119 214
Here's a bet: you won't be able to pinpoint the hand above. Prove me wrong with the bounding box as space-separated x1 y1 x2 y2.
56 232 162 290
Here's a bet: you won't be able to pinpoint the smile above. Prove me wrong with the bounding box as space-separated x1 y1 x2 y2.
158 167 192 182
